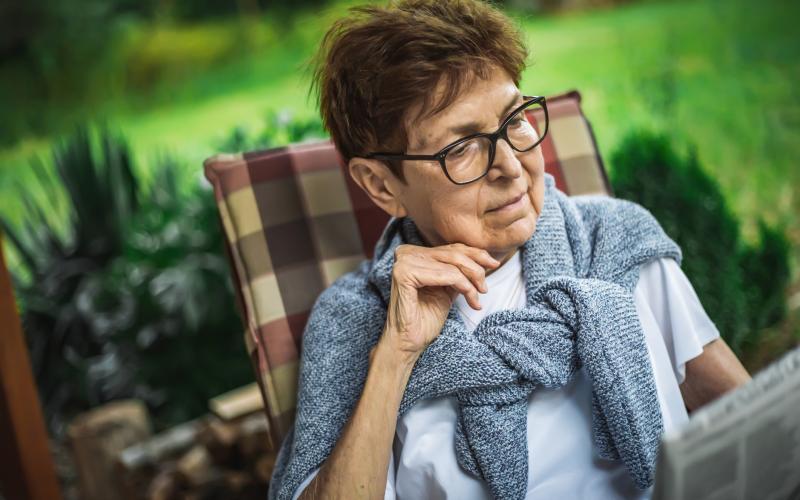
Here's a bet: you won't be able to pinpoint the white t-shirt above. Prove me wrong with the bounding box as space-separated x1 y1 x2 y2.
293 252 721 500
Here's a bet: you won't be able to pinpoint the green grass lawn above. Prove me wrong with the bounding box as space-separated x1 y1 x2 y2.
2 0 798 332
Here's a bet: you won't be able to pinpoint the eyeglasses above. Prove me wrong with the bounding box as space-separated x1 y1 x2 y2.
365 95 548 185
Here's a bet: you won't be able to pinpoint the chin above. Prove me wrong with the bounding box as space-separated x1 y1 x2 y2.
489 212 537 253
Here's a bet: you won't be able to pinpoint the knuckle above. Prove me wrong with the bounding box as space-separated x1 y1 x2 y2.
392 260 408 278
451 253 468 266
463 261 482 278
449 243 469 254
445 266 460 280
394 245 419 265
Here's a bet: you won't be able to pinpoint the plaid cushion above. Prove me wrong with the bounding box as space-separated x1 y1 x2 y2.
202 89 612 446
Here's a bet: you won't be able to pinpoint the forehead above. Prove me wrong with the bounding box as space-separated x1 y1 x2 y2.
405 67 520 151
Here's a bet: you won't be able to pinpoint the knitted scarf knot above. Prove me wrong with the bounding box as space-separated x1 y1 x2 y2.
268 172 682 500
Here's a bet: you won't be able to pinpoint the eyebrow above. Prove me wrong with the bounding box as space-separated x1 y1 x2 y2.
417 91 523 151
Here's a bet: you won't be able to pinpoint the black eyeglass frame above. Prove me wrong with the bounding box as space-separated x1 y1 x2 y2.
364 95 549 185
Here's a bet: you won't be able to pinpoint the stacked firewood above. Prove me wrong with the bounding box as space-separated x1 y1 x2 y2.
118 413 274 500
69 384 277 500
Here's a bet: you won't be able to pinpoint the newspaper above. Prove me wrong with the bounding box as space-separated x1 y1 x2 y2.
652 344 800 500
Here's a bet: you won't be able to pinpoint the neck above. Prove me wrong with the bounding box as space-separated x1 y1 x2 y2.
487 248 519 276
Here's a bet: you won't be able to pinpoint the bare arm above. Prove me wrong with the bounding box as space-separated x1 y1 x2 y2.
679 337 751 413
298 339 418 500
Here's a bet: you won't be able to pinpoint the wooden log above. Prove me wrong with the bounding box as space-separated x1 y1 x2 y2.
223 470 252 495
197 418 239 464
174 445 225 499
67 399 152 500
116 417 203 498
175 445 212 488
146 464 182 500
208 382 263 422
237 413 271 460
118 418 201 470
253 453 277 483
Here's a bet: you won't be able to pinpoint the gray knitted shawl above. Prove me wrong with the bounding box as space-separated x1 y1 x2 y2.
269 172 682 500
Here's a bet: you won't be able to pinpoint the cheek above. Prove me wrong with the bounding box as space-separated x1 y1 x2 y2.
401 175 482 245
522 148 545 181
522 150 546 213
429 196 483 240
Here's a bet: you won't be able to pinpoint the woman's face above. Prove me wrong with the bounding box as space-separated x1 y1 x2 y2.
393 67 546 264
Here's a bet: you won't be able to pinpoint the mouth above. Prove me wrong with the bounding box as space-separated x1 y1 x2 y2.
487 191 526 213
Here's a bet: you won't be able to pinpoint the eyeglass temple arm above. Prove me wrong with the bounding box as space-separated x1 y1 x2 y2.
365 152 440 160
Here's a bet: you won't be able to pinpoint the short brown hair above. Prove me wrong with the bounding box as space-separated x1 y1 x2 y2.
310 0 529 180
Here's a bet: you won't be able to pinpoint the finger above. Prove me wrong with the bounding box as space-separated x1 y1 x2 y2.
446 243 501 270
407 260 482 310
435 264 482 310
430 248 488 294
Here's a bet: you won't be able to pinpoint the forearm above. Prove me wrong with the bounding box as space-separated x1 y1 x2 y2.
680 337 751 412
299 335 418 500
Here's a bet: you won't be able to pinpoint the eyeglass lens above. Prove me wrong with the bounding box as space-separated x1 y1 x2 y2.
443 100 546 184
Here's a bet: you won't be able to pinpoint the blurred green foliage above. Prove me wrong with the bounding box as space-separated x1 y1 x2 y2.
4 0 796 256
610 130 791 355
1 110 327 434
216 110 327 153
0 0 328 146
1 127 251 435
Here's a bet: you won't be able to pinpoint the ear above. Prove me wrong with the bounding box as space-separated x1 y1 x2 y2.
348 157 408 218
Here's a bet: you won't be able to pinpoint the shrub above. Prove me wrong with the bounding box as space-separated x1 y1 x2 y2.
91 162 254 429
2 126 140 435
216 110 327 153
610 129 790 355
2 126 251 435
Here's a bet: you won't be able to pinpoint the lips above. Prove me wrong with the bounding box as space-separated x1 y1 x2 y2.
488 192 525 212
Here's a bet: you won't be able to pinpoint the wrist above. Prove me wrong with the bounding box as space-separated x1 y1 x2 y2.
372 335 420 376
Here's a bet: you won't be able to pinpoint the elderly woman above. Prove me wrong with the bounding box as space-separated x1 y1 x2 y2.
268 1 751 499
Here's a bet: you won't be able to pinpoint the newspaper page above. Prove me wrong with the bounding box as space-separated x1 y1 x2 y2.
652 344 800 500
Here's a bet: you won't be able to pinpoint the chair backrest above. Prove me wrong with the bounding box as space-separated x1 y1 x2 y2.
203 89 612 446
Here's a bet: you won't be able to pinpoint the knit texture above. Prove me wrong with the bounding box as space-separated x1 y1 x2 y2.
268 172 682 500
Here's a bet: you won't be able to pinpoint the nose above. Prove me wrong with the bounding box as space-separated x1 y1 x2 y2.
485 137 523 182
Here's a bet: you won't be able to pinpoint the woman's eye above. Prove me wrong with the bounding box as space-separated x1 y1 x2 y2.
450 143 469 157
509 114 526 128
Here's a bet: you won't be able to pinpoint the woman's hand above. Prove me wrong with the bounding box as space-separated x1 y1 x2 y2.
380 243 500 363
